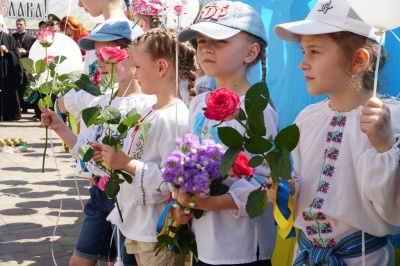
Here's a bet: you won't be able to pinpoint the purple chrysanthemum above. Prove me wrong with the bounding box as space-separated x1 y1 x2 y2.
160 133 226 196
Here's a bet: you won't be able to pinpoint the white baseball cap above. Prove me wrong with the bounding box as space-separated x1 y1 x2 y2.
274 0 382 43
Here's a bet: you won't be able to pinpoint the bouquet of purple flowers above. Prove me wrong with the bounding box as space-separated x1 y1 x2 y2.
160 133 225 211
155 133 226 257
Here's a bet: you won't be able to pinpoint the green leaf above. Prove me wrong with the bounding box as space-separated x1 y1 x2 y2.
217 127 244 147
38 98 46 109
99 74 117 94
122 113 141 127
68 71 101 96
94 118 105 125
220 146 243 176
39 81 52 95
20 57 36 74
247 112 266 136
102 136 116 146
111 87 119 101
115 142 121 151
248 155 264 168
126 108 138 118
245 82 269 119
266 149 292 182
78 144 94 162
105 180 120 198
119 171 133 184
192 209 204 219
68 70 87 82
109 123 119 131
49 63 56 73
53 55 67 65
244 136 272 154
43 95 53 108
209 178 229 196
35 59 46 75
57 73 70 82
138 121 151 144
237 108 247 121
82 106 102 127
101 105 121 124
246 189 268 218
116 123 129 140
274 124 300 151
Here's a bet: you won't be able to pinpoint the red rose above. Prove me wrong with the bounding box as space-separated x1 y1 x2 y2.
204 88 240 121
232 153 253 178
96 46 130 64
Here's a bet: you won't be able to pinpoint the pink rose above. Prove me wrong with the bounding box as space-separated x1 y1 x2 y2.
174 5 183 16
96 46 129 64
204 88 240 121
36 30 55 47
232 153 253 178
98 176 110 191
43 55 55 65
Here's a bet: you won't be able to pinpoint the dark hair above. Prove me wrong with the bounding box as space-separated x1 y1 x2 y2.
327 31 386 91
112 38 132 49
133 28 198 101
38 21 47 27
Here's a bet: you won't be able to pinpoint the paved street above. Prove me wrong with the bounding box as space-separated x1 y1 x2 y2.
0 112 90 266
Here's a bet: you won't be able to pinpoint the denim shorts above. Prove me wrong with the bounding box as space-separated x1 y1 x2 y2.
74 185 117 262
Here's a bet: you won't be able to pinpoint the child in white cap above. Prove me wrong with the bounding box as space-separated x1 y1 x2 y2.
274 0 400 265
174 1 278 265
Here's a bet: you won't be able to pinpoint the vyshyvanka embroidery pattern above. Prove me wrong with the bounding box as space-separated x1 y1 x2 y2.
302 113 347 248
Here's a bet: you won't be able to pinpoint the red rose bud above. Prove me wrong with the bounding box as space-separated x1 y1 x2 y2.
204 88 240 121
96 46 130 64
43 55 55 65
232 153 253 178
174 5 183 16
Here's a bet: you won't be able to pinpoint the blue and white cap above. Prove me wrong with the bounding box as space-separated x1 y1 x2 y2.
178 1 267 45
78 20 144 51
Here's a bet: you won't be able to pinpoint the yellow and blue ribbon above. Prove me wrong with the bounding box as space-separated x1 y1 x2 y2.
273 179 296 239
156 200 175 236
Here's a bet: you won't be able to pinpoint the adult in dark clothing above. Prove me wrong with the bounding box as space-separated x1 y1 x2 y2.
12 17 36 114
0 21 24 121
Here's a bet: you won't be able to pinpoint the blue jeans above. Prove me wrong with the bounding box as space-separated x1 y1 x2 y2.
74 185 137 265
74 185 117 261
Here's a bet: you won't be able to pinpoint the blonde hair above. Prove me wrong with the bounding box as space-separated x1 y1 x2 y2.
133 28 197 101
134 13 162 29
124 0 135 21
243 32 268 82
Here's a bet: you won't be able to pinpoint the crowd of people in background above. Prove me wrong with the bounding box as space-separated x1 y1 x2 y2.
0 12 93 122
